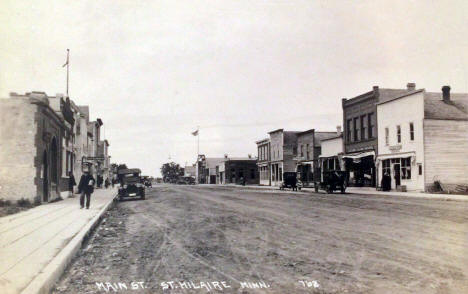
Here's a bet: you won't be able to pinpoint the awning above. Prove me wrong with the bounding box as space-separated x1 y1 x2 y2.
297 161 314 165
319 155 338 159
342 150 375 159
376 151 416 161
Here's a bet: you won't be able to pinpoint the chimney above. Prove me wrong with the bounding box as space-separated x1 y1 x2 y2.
336 126 342 135
373 86 380 101
442 85 451 102
224 154 228 159
248 154 252 159
407 83 416 91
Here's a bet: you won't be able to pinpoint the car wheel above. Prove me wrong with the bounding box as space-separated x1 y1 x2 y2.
314 184 319 193
341 183 346 194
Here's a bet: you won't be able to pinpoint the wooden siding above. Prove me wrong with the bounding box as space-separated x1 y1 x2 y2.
423 119 468 190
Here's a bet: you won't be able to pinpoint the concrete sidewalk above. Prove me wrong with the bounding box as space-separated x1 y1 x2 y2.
204 183 468 201
0 188 117 294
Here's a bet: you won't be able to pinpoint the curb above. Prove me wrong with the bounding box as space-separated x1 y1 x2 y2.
202 183 468 201
20 193 117 294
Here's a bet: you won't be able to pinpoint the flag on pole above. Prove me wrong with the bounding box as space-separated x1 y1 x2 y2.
191 130 199 136
62 57 68 67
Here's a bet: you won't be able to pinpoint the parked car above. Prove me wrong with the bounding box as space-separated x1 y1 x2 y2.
280 172 301 191
142 176 152 187
315 170 347 194
184 176 196 185
117 168 145 200
176 176 196 185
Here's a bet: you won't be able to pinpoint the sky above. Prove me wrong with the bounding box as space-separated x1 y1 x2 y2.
1 0 468 177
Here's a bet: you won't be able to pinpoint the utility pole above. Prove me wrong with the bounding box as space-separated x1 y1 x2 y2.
197 125 200 157
63 49 70 96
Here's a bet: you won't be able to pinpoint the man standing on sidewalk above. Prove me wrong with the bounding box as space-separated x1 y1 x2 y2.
78 170 95 209
68 171 76 197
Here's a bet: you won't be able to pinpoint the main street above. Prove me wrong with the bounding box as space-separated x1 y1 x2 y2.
54 185 468 294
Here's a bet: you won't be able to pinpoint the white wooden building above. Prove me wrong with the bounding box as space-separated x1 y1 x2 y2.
376 86 468 192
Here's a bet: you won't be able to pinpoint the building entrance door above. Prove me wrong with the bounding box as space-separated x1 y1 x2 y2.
394 164 401 187
43 151 49 202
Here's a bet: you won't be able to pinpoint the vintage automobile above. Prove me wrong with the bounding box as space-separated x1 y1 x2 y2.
176 176 196 185
315 170 347 194
142 176 152 187
118 168 145 200
279 172 302 191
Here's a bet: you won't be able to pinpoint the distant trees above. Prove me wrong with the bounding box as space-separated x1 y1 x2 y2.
160 162 184 183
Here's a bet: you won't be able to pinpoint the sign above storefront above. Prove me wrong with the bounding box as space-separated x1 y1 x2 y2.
389 145 402 153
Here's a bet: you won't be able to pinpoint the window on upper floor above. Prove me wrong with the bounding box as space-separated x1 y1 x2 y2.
368 112 375 138
306 144 310 160
353 117 359 141
397 125 401 143
346 119 352 143
360 115 367 140
300 145 304 157
409 122 414 141
385 128 389 145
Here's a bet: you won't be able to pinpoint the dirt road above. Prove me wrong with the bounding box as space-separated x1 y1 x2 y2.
54 185 468 293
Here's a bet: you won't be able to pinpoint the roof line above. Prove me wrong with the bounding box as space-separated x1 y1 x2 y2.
376 89 424 106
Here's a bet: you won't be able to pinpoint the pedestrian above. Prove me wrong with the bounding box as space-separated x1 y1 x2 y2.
97 175 103 188
78 170 95 209
105 178 110 189
381 171 391 191
111 178 115 188
68 171 76 198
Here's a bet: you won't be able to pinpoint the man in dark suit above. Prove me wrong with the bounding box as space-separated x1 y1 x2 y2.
78 170 95 209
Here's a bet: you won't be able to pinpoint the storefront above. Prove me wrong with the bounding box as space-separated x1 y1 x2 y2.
296 161 314 187
376 152 422 191
342 151 376 187
270 162 283 186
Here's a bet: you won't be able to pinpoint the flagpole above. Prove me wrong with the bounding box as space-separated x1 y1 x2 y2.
66 49 70 96
197 126 200 157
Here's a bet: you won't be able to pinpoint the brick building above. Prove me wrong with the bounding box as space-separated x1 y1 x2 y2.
295 129 337 187
342 85 413 187
0 92 72 203
376 85 468 192
195 155 224 184
217 156 259 185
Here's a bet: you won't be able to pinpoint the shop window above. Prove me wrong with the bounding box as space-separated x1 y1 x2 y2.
397 125 401 143
410 122 414 141
401 157 411 179
251 169 255 179
382 159 391 175
385 127 389 145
